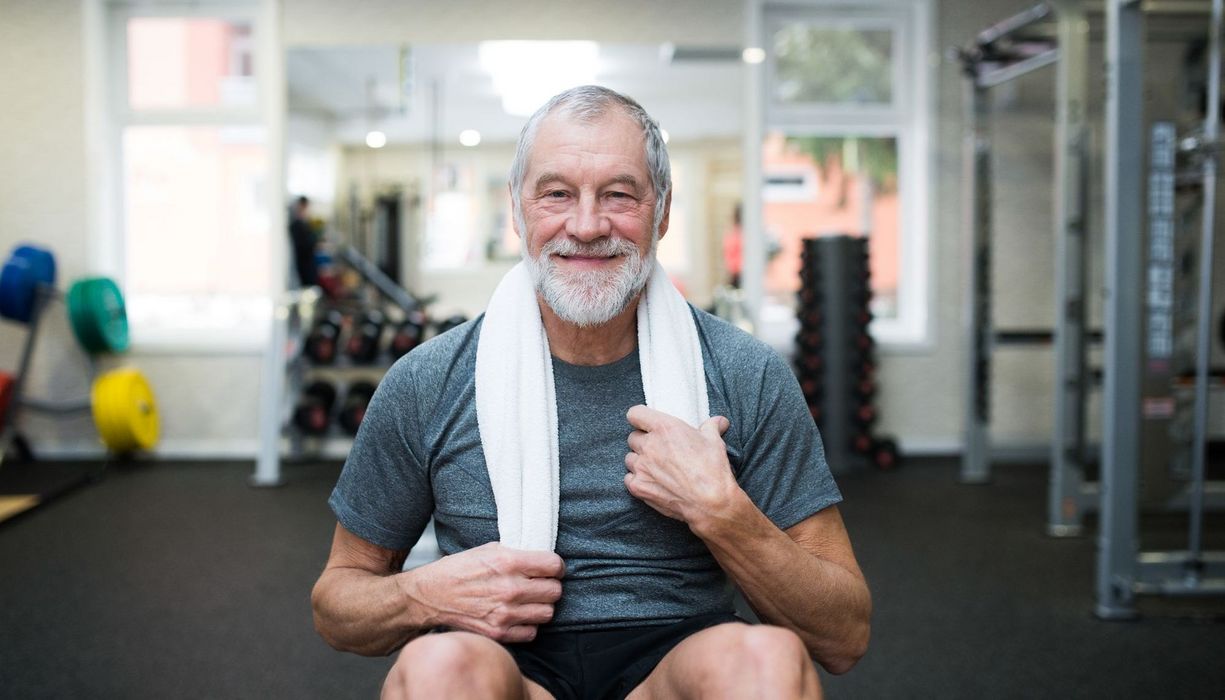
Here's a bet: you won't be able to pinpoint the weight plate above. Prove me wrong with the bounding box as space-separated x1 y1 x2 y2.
90 368 159 452
0 245 56 323
0 371 14 432
0 262 32 321
67 278 129 354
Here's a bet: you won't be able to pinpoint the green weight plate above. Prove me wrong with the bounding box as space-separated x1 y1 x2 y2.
67 277 129 354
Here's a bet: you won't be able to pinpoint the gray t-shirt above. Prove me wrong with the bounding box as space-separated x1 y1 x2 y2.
329 306 841 631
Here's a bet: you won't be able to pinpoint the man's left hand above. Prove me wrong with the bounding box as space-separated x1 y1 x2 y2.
624 405 738 526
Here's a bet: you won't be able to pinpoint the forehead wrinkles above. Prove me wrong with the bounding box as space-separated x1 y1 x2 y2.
527 112 648 181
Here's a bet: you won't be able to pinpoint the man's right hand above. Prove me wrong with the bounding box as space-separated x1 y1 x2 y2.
398 542 565 643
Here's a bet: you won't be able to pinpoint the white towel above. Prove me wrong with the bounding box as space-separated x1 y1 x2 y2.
475 260 709 551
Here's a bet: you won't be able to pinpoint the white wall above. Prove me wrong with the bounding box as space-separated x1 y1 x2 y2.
3 0 1221 459
0 1 108 452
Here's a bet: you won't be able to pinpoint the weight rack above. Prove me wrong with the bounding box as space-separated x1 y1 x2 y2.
252 245 435 487
795 235 896 474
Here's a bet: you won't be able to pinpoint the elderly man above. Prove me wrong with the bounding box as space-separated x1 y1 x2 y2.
311 85 870 699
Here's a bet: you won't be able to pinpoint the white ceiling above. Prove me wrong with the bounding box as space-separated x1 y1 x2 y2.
287 42 746 145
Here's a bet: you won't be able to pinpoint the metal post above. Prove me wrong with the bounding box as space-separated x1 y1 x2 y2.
0 284 55 468
962 70 993 484
252 299 292 487
1188 0 1222 568
1096 0 1145 620
1049 0 1091 536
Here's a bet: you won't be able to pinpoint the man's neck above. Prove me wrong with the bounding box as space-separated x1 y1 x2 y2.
539 292 640 366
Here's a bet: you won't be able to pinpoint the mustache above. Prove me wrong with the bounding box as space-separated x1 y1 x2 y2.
539 237 639 259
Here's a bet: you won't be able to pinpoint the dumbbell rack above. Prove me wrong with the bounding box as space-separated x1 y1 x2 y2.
253 246 435 487
795 236 897 474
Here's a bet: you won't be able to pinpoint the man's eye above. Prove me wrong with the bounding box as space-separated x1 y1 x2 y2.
547 191 569 199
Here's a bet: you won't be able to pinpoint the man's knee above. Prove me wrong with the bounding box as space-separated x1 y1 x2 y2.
383 632 520 699
687 624 817 696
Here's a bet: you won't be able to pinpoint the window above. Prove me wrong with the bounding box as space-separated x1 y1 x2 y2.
107 2 274 349
759 1 932 345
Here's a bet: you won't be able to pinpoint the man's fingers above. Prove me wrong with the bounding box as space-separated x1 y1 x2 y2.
625 451 639 472
627 430 646 453
514 603 557 625
699 416 730 439
498 625 540 644
513 576 563 604
626 404 670 431
510 550 566 579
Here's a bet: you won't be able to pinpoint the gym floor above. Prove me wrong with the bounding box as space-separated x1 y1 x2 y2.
1 457 1223 699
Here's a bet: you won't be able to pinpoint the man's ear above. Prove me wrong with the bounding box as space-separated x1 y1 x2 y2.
657 190 672 240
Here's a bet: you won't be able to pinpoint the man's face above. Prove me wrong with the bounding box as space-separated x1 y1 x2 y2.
516 109 669 327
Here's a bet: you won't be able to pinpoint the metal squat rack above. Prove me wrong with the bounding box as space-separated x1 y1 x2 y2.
954 1 1096 540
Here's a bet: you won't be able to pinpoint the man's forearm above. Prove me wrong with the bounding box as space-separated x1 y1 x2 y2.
691 493 871 674
311 566 432 656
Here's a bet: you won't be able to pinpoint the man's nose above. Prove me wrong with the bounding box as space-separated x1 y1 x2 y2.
567 195 610 241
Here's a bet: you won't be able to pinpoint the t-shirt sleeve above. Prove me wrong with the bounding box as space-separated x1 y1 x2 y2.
734 350 842 531
328 363 434 551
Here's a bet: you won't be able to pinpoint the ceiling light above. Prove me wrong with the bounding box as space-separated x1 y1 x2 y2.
459 129 481 147
742 47 766 64
365 130 387 148
479 41 598 116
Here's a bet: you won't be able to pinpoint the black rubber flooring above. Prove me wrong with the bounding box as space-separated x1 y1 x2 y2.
0 457 1222 699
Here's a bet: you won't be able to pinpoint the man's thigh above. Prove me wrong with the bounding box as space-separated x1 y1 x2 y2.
626 622 822 700
384 631 556 700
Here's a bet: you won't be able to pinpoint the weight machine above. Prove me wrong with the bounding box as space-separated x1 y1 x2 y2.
957 1 1225 545
1096 0 1225 618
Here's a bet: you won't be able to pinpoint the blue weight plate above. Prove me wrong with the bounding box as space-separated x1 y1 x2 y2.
0 260 34 322
12 245 56 287
0 245 56 323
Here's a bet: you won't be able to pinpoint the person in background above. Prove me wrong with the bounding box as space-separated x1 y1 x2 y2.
723 203 743 288
289 195 320 288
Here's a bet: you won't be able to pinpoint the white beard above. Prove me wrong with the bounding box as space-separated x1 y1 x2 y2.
521 233 657 328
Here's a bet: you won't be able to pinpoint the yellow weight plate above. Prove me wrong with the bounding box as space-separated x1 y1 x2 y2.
91 368 160 452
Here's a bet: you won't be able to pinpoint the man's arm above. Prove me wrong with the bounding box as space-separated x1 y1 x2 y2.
696 501 870 674
311 523 566 656
624 406 871 674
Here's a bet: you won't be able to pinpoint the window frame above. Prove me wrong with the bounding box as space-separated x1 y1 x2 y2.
754 0 933 348
100 0 281 353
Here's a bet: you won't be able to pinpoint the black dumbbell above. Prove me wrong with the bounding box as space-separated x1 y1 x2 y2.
338 381 378 435
873 437 899 471
796 330 823 352
796 353 823 375
346 310 385 364
388 311 428 361
305 311 344 364
852 403 876 427
851 431 874 455
435 313 469 336
292 380 337 436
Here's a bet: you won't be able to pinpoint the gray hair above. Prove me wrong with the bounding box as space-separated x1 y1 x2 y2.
509 85 672 236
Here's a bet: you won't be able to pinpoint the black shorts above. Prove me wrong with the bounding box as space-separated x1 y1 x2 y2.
505 612 744 700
